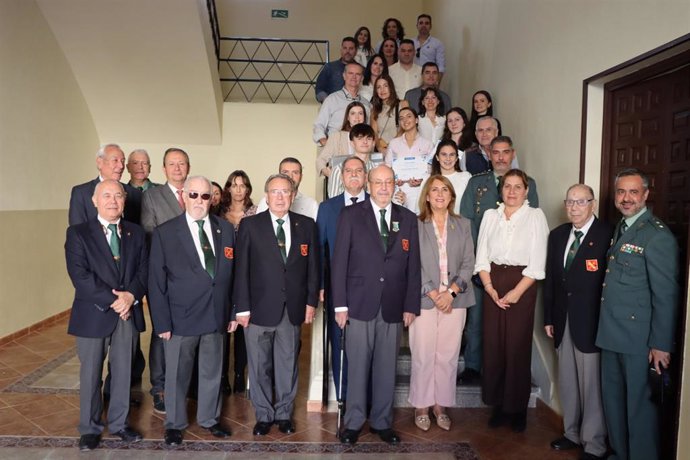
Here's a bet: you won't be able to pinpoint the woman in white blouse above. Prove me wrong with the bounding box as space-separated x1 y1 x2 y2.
417 87 446 145
474 169 549 433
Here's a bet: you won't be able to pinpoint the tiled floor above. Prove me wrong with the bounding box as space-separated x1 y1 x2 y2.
0 318 580 459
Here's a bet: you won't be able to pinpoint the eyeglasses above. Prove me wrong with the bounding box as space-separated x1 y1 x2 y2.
187 192 211 200
564 198 594 207
268 189 291 196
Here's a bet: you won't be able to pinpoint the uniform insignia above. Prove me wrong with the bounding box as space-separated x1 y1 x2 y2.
620 243 644 255
402 239 410 251
392 221 400 232
300 244 308 256
224 247 233 259
586 259 598 271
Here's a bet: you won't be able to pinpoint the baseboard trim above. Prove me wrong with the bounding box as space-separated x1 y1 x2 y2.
0 309 70 347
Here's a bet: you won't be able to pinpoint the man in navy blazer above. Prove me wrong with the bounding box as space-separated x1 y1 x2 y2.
332 165 421 445
316 156 369 400
148 176 235 446
68 144 142 226
544 184 612 459
234 173 320 436
65 180 148 451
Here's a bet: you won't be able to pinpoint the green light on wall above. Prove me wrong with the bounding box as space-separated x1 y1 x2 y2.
271 9 288 19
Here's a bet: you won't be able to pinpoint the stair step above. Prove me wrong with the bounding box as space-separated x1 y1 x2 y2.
396 346 467 377
392 376 540 408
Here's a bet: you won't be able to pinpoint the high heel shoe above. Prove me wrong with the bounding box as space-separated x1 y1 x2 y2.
431 410 451 431
414 409 431 431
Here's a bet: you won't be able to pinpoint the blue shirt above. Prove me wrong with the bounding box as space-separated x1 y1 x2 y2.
315 60 346 103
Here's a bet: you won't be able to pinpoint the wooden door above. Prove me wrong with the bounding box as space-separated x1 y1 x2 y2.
601 53 690 459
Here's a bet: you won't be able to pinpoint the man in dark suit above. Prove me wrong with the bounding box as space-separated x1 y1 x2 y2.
65 180 148 451
544 184 612 460
332 165 421 445
148 176 235 446
234 173 320 436
140 147 190 414
68 144 142 226
596 169 679 460
458 135 539 385
316 156 369 400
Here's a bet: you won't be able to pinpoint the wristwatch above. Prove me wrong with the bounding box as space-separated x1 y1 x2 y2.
448 288 457 298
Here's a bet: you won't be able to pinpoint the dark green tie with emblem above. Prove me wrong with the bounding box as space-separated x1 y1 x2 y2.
565 230 583 271
379 209 389 251
107 223 120 267
196 220 215 277
276 218 287 263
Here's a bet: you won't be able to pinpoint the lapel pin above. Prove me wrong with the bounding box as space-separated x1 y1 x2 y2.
216 229 221 233
588 241 593 246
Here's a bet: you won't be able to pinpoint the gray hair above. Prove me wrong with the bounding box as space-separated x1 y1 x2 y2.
183 175 212 192
615 168 649 190
127 149 150 162
96 143 123 158
264 173 296 193
367 164 394 182
566 183 595 199
475 116 498 131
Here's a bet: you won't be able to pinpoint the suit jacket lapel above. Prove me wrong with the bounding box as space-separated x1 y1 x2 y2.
163 183 183 215
361 200 385 253
423 220 440 265
210 216 223 274
177 217 204 272
387 205 402 252
260 211 286 265
89 219 120 283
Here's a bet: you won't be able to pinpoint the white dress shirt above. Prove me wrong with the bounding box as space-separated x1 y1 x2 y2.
97 216 121 244
474 201 549 280
562 214 595 267
185 213 215 270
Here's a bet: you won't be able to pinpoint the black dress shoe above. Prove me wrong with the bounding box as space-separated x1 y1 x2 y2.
78 434 100 451
551 436 580 450
111 427 142 443
164 428 183 446
510 411 527 433
275 419 295 434
488 405 505 428
459 368 481 385
153 392 166 414
203 423 231 438
233 373 246 393
370 427 400 444
339 428 360 445
252 421 273 436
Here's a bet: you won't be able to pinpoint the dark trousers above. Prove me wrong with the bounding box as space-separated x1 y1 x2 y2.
481 264 536 414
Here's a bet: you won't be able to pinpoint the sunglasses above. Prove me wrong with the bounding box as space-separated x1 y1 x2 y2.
187 192 211 200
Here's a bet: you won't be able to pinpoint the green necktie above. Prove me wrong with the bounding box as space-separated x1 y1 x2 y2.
619 220 628 239
564 230 583 271
379 209 389 251
196 220 215 277
496 175 503 201
276 218 287 263
108 223 121 266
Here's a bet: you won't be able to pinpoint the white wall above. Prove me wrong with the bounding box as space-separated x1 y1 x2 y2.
0 0 100 337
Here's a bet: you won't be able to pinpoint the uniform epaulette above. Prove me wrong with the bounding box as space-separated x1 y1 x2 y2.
651 218 666 230
473 170 492 178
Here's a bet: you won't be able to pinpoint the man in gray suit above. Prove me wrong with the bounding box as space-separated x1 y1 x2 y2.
141 147 190 413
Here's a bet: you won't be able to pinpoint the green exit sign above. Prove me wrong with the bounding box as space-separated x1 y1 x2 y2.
271 9 288 19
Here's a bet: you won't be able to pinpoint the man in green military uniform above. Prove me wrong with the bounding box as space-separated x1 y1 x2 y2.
458 135 539 384
596 168 679 460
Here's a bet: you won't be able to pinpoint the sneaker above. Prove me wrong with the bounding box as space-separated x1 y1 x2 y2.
153 392 166 414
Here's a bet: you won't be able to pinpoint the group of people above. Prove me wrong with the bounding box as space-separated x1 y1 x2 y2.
63 14 680 460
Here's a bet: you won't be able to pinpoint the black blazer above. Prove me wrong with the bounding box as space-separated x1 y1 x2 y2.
68 178 142 225
543 217 613 352
233 211 320 327
331 199 421 323
148 213 235 336
65 218 148 338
